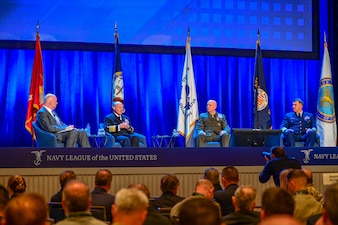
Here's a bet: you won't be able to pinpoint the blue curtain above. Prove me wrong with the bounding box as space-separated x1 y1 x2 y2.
0 48 322 147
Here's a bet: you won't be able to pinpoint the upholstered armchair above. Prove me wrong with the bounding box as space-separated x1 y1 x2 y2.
32 121 65 148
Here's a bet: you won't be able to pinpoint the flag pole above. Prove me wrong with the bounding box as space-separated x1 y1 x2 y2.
184 26 190 144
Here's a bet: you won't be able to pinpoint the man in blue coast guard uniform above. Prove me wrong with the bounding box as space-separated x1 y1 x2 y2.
280 98 317 147
196 99 231 147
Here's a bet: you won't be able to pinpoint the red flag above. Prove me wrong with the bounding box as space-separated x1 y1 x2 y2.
25 33 44 139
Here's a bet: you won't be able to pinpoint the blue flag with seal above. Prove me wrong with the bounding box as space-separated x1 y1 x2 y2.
112 22 124 104
316 34 337 146
253 31 271 129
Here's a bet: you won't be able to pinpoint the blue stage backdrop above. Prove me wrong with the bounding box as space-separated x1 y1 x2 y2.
0 1 332 147
0 49 323 147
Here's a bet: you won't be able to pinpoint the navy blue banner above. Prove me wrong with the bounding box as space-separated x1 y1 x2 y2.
0 147 337 168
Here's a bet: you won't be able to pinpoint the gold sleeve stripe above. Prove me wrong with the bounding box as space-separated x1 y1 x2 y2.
108 125 117 133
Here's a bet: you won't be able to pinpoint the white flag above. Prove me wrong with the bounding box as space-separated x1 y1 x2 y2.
316 38 337 146
177 35 199 147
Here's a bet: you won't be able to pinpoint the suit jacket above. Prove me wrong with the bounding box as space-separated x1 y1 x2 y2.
196 112 230 137
50 189 63 202
104 112 134 136
151 191 185 209
91 187 115 223
144 206 172 225
280 112 316 135
36 106 69 142
214 184 239 217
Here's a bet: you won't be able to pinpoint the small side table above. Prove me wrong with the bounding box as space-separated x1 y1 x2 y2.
152 135 177 148
89 135 108 148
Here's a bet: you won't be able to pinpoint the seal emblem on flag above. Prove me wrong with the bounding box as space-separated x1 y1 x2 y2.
257 88 268 111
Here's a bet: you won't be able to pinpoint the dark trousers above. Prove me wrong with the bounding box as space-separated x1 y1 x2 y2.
116 135 140 147
284 131 317 147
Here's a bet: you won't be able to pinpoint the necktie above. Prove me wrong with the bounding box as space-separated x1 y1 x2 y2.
53 112 62 126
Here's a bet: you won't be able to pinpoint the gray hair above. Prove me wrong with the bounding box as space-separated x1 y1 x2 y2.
114 188 149 212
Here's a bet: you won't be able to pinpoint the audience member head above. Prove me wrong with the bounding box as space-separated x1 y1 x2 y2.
207 100 217 114
269 146 286 159
4 193 48 225
59 170 76 189
112 188 148 225
258 215 302 225
44 93 58 110
279 169 292 191
292 98 304 113
221 166 239 188
179 198 222 225
94 169 112 192
302 168 313 185
160 174 180 195
286 169 308 194
322 183 338 225
195 179 214 200
232 185 256 211
62 180 91 215
113 101 124 115
0 185 9 221
204 168 220 186
7 175 26 198
261 187 295 219
127 183 151 199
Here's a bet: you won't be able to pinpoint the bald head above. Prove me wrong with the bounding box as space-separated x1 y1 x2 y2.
258 215 302 225
5 193 48 225
195 179 214 200
207 100 217 114
62 180 91 214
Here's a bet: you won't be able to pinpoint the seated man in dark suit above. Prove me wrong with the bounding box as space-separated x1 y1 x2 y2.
214 166 239 217
151 174 185 209
104 101 140 147
91 169 115 223
50 170 76 202
280 98 317 147
36 93 91 147
196 99 231 147
222 185 260 225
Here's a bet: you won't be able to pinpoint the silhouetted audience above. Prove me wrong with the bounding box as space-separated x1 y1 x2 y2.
214 166 240 217
91 169 115 223
50 170 76 202
222 185 260 225
151 174 185 209
204 167 222 192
